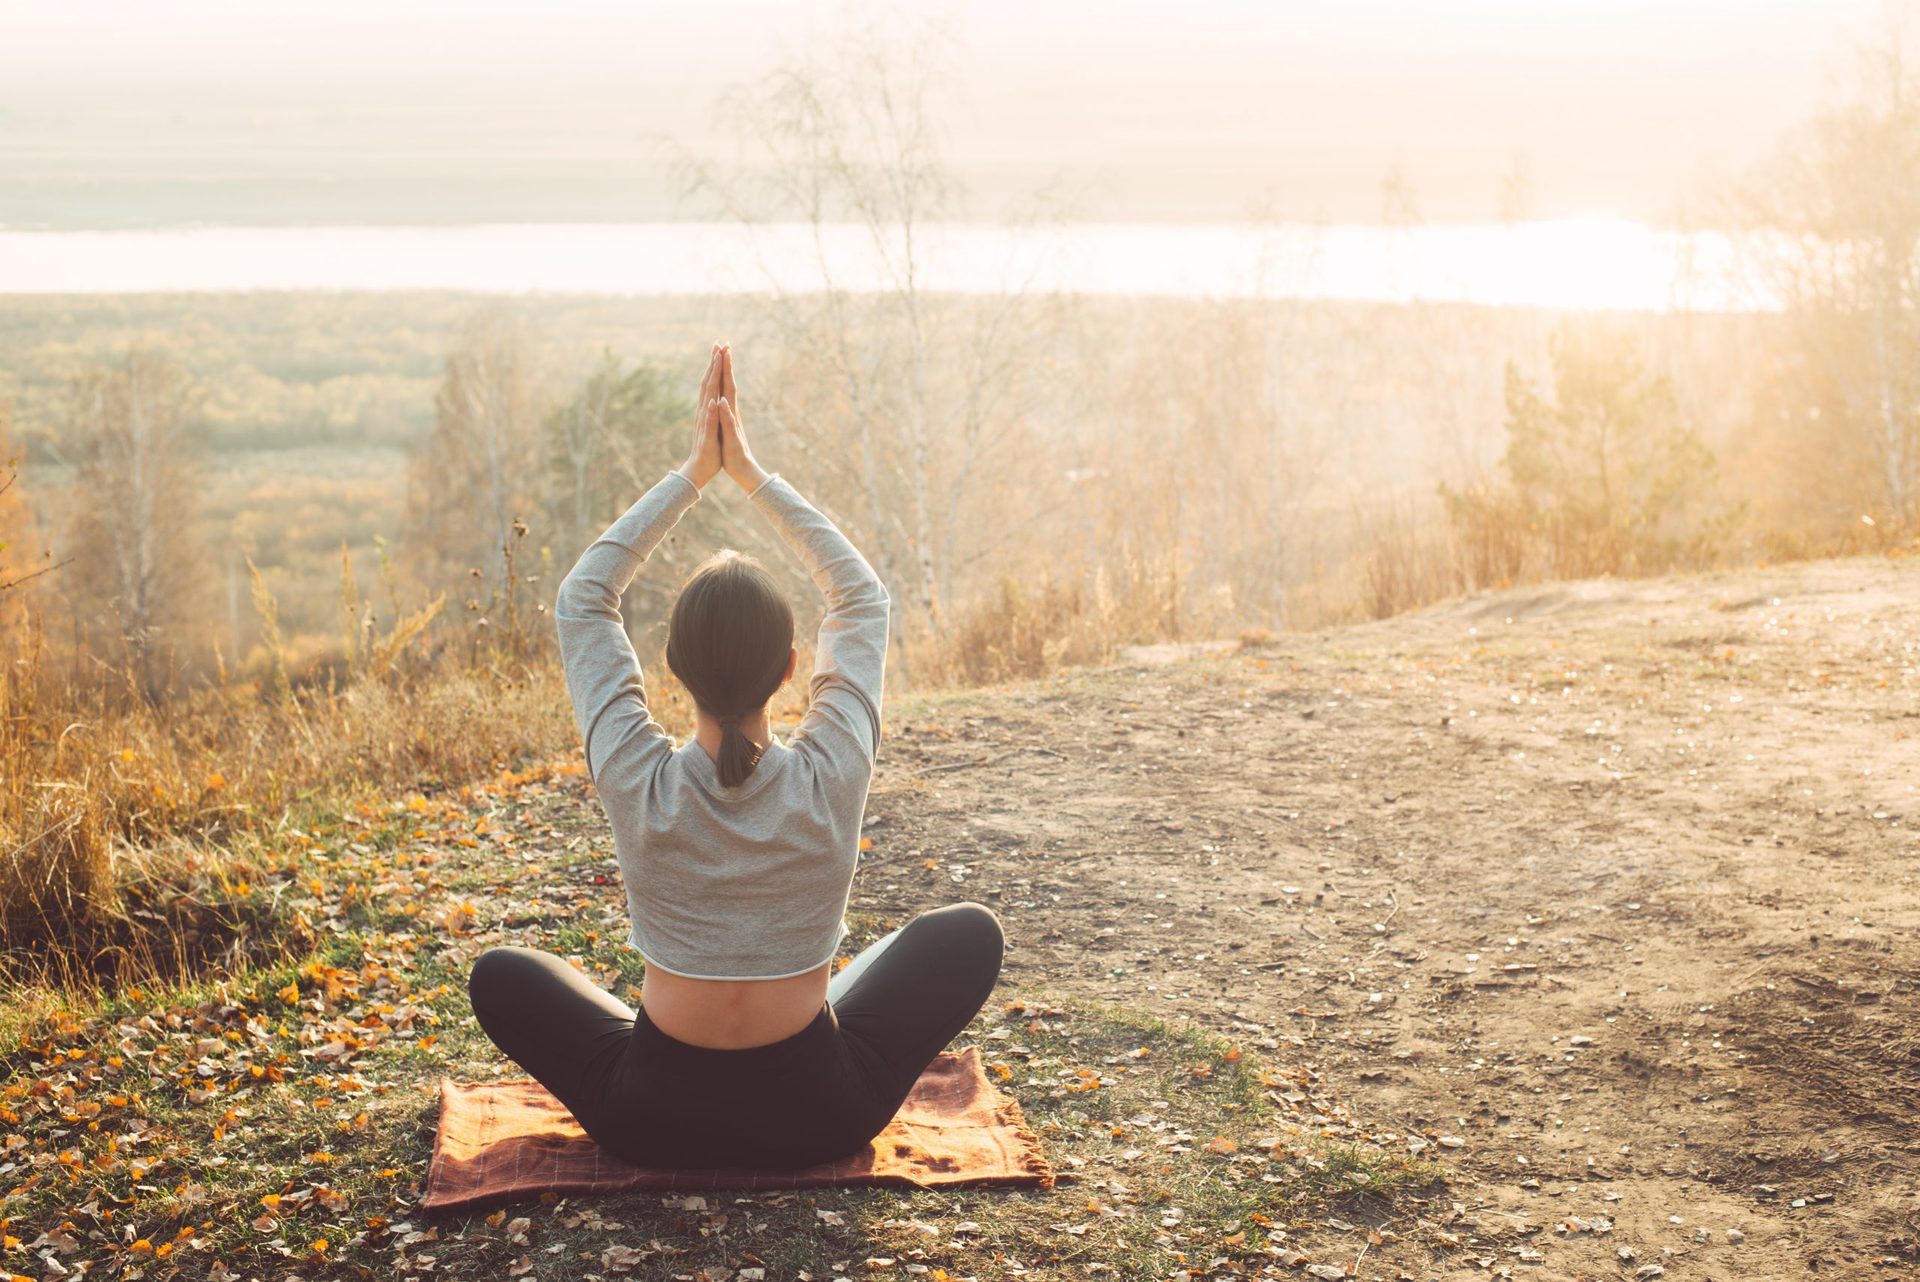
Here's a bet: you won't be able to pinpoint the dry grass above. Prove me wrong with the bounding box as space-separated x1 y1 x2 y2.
0 629 577 988
1351 495 1465 621
0 522 605 992
0 527 839 997
929 551 1218 688
1315 482 1920 628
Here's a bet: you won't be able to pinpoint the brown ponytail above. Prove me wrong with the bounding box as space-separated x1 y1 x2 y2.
666 552 795 787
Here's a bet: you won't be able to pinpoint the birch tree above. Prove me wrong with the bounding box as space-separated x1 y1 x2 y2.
407 313 546 592
62 352 202 701
1740 7 1920 539
683 16 1052 681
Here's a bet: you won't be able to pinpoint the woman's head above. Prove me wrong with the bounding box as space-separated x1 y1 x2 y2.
666 551 796 787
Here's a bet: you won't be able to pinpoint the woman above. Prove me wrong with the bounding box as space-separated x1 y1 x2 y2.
467 341 1004 1170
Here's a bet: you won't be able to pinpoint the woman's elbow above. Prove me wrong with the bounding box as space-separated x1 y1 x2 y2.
554 565 610 618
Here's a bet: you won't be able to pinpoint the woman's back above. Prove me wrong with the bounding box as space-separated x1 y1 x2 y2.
612 728 871 1046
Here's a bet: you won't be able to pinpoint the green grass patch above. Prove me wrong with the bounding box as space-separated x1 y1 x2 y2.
0 971 1440 1281
2 765 1442 1282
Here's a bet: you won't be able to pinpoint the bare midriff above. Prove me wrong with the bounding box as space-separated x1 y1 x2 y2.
639 961 832 1049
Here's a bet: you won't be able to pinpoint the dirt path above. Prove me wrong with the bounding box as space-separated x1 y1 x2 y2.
827 557 1918 1280
424 555 1920 1279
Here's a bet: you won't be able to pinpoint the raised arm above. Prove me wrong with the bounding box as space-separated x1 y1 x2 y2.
554 344 726 780
554 469 701 780
713 348 889 763
749 474 889 761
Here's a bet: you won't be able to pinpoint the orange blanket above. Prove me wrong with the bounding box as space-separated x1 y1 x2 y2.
422 1047 1054 1212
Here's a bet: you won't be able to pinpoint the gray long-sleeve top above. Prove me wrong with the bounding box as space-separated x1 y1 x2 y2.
554 468 889 979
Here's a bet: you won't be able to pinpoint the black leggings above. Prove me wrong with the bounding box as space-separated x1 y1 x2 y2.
466 903 1005 1169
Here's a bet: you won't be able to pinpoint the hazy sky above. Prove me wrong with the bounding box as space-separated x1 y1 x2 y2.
0 0 1890 226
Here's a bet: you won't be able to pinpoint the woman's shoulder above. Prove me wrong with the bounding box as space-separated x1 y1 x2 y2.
787 720 874 770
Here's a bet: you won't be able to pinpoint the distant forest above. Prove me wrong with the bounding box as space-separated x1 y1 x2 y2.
0 289 1830 696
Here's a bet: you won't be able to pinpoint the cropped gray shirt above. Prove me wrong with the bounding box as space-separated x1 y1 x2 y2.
554 468 889 980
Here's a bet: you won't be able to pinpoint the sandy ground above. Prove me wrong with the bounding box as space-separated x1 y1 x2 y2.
846 556 1920 1280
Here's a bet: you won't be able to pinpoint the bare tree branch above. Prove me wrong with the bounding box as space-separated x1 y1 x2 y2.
0 557 70 593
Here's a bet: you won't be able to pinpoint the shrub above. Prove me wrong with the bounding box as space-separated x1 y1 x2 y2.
1445 325 1730 581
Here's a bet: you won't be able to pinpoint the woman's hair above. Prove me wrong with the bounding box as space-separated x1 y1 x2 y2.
665 551 795 787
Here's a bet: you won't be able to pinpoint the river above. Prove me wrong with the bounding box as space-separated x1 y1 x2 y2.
0 217 1771 311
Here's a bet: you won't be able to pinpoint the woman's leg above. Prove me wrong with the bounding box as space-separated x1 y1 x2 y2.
466 944 636 1132
827 925 904 1004
830 902 1005 1106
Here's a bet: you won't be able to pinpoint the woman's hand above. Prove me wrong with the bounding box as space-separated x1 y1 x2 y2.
715 346 771 493
676 343 726 490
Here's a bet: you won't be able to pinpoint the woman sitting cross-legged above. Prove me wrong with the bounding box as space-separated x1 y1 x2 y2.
467 341 1003 1170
